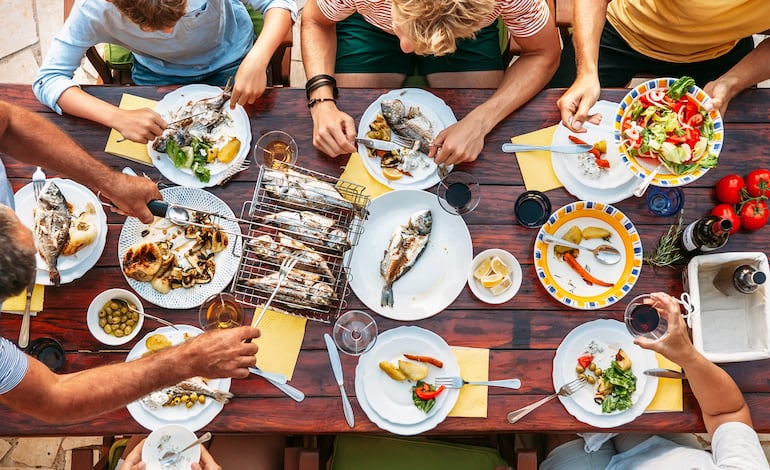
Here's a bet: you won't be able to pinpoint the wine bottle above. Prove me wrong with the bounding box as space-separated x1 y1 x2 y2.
679 216 732 254
713 264 767 296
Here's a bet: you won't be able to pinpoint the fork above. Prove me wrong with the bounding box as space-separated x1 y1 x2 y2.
252 254 299 327
506 377 586 424
220 158 251 186
158 431 211 468
389 134 450 178
434 377 522 390
32 167 46 202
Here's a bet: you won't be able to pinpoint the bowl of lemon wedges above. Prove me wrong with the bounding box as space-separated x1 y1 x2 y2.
468 249 522 304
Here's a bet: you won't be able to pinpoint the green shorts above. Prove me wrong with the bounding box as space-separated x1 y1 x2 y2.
335 13 504 75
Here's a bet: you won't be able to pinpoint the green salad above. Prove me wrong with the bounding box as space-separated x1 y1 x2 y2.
165 138 212 183
599 359 637 413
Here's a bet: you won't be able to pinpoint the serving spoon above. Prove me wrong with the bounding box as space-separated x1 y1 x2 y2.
541 233 622 265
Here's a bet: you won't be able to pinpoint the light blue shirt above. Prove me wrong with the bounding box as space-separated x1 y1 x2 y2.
0 337 28 394
33 0 297 113
0 159 14 210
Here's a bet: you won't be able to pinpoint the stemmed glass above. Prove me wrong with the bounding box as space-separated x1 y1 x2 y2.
332 310 378 356
254 130 298 169
198 292 244 330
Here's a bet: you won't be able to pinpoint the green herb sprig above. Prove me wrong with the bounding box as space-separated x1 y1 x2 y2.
643 211 685 268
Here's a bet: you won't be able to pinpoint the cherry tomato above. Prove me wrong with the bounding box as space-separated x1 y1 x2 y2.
715 174 746 205
740 200 770 231
711 204 741 234
746 169 770 198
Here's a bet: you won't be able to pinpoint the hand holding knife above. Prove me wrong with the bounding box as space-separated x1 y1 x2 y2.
324 333 355 428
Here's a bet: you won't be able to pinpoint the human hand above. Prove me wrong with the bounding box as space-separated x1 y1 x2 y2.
557 75 602 132
429 119 486 165
633 292 696 364
117 438 146 470
310 104 357 157
230 56 268 108
114 108 167 144
177 326 261 379
192 446 221 470
703 77 739 117
100 173 162 224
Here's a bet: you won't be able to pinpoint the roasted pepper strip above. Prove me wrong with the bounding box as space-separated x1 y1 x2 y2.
403 354 444 368
568 135 602 159
563 252 614 287
414 383 446 400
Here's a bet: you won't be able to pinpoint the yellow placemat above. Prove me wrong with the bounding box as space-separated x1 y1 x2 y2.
251 307 307 380
1 284 44 313
104 94 156 165
645 353 683 412
338 152 391 200
448 347 489 418
510 126 562 192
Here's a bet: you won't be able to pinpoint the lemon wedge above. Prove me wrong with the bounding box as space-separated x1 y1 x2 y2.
480 272 504 288
382 168 403 180
490 276 513 296
490 256 511 276
473 258 492 279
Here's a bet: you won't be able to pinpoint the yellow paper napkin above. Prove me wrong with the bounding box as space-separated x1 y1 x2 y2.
1 284 45 313
645 353 683 412
104 94 156 165
448 347 489 418
510 126 562 192
251 307 307 380
338 152 392 200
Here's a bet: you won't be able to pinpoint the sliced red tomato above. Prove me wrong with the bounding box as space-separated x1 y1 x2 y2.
577 354 594 369
686 113 704 127
746 169 770 198
715 174 746 205
740 200 770 231
711 204 741 234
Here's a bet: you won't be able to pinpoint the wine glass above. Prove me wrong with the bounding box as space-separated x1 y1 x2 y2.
198 292 244 330
646 186 684 216
332 310 378 356
435 171 481 215
624 294 668 339
254 130 298 169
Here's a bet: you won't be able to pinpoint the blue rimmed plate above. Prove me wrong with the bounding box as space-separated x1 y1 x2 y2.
533 201 643 309
614 77 723 187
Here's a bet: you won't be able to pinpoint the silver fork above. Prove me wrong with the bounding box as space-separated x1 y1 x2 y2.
32 167 46 202
506 377 586 424
220 158 251 186
434 377 522 390
252 254 299 327
389 134 450 178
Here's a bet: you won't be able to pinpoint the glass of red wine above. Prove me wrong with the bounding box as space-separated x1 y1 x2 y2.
436 171 481 216
515 190 551 228
624 294 668 339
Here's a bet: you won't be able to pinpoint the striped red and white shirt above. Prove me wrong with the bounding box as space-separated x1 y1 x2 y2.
317 0 550 38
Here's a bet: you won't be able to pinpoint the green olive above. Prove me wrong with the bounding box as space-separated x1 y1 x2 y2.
577 373 586 380
586 375 596 384
120 307 128 314
190 392 199 401
575 365 585 373
129 312 139 321
127 319 136 327
109 301 119 310
185 401 195 408
594 368 602 376
589 363 597 371
124 325 133 335
104 324 113 334
198 395 206 404
98 318 107 328
113 329 124 337
110 317 120 325
173 397 182 406
98 309 106 318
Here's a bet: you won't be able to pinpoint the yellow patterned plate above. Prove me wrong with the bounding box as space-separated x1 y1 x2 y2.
533 201 643 309
614 77 723 187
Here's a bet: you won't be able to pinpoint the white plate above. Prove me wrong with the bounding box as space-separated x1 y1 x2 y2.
467 249 522 304
142 424 201 470
117 187 242 309
357 88 457 190
148 84 251 188
346 190 472 321
553 319 658 428
14 178 108 286
126 325 231 432
355 326 460 434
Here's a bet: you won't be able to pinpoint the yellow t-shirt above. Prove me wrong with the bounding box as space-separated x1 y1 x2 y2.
607 0 770 63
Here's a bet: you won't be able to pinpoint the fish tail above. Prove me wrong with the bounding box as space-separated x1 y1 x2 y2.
381 283 394 307
49 266 60 287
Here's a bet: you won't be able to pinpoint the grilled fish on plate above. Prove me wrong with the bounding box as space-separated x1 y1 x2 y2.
380 209 432 307
33 181 71 286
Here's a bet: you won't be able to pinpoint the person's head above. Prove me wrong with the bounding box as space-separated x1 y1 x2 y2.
391 0 495 56
111 0 187 32
0 205 37 300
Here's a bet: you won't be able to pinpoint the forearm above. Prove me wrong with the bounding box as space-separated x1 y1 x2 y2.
300 5 339 95
572 0 610 78
714 38 770 97
247 8 294 73
57 86 122 131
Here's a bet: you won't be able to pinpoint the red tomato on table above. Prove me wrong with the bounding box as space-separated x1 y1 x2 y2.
746 169 770 198
715 174 745 205
711 204 741 234
740 200 770 231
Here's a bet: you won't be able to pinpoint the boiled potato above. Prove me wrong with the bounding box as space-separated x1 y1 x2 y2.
398 360 429 381
379 361 406 381
582 226 612 240
554 226 582 256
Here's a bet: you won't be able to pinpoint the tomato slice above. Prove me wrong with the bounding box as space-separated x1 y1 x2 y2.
577 354 594 369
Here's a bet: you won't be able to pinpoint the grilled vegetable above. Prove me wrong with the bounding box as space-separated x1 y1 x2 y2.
563 252 614 287
581 227 612 240
554 226 583 256
379 361 406 381
403 354 443 368
398 360 429 381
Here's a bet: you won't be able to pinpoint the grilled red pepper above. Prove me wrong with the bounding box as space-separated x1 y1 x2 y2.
414 383 446 400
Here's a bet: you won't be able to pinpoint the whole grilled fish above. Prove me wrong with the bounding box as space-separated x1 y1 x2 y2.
33 181 71 286
166 376 233 404
380 209 432 307
380 99 434 154
152 89 233 152
262 169 363 215
246 273 336 307
259 210 350 252
247 234 335 281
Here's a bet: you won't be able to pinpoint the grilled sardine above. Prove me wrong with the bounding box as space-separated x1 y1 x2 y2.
259 210 350 252
380 209 432 307
262 169 363 215
33 181 71 286
380 99 434 154
246 273 336 307
247 234 335 281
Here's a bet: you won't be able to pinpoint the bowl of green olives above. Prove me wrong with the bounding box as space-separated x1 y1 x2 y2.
87 288 145 345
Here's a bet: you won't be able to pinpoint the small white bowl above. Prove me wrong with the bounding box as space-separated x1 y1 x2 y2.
142 424 201 470
467 249 522 304
87 288 145 346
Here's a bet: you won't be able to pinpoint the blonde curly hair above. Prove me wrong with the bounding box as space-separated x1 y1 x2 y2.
111 0 187 31
392 0 496 56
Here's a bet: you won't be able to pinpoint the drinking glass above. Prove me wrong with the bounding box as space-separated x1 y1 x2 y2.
254 130 298 169
332 310 378 356
624 294 668 339
199 292 244 330
26 338 65 372
515 190 551 228
435 171 481 216
646 186 684 216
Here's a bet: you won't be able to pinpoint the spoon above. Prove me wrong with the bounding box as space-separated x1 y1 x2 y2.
158 431 211 468
633 164 663 197
541 233 622 265
111 298 179 330
148 200 191 226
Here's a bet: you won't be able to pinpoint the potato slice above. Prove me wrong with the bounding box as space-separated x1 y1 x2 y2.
379 361 406 381
554 225 582 256
398 360 429 381
582 226 612 240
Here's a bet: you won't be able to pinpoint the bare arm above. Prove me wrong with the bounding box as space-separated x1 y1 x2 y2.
230 7 294 107
0 326 260 423
705 38 770 115
0 100 161 223
635 292 752 435
300 2 357 157
556 0 611 132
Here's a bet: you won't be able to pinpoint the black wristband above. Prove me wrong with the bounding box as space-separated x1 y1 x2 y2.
305 74 339 99
307 97 337 109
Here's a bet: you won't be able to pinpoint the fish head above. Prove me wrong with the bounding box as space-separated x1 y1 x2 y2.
380 99 406 126
409 209 432 235
38 181 67 210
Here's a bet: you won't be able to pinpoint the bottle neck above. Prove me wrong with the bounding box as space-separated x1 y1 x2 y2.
710 218 732 236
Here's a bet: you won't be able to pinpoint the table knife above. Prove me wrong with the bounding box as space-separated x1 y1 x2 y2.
248 368 305 402
355 138 402 152
18 277 35 349
643 368 686 379
501 143 594 153
324 333 354 428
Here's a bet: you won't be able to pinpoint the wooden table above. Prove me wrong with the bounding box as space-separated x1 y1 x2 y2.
1 83 770 436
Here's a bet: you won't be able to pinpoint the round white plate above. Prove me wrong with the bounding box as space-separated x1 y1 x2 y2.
117 187 242 309
142 424 201 470
14 178 108 286
357 88 457 190
533 201 643 310
346 190 473 320
553 319 658 428
467 248 522 304
148 84 251 188
355 326 460 434
126 325 231 432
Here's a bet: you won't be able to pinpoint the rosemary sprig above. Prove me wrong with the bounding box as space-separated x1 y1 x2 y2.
643 211 686 268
